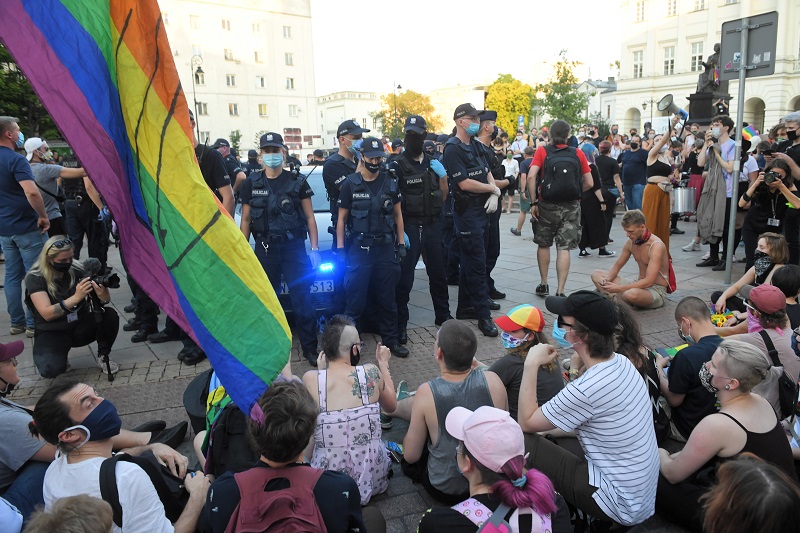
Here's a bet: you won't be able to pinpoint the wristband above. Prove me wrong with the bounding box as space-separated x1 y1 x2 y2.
59 300 70 312
742 192 751 202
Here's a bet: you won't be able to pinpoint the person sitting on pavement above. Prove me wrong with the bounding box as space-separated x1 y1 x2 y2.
711 232 787 336
591 209 670 310
655 297 722 443
198 380 382 533
30 378 208 533
657 340 798 533
727 284 800 418
24 235 119 378
488 305 563 421
398 319 508 505
24 495 113 533
519 291 659 528
302 315 395 505
417 406 571 533
0 341 187 523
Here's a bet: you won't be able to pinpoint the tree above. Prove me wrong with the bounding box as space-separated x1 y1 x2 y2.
532 50 591 128
253 130 267 150
229 129 242 155
373 90 443 140
485 74 534 136
0 44 59 139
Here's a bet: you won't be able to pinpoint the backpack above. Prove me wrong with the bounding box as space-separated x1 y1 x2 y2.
539 145 583 202
225 465 328 533
99 451 189 528
452 498 552 533
758 330 799 421
204 402 261 477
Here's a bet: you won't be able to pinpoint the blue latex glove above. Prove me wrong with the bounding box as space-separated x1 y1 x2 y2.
97 206 110 222
404 233 410 249
429 158 446 178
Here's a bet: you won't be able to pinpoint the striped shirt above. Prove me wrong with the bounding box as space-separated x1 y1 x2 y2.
541 353 659 526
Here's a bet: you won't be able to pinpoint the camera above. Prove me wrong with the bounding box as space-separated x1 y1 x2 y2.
82 257 121 289
764 171 782 185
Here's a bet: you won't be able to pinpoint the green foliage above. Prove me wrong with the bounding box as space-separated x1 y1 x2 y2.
0 44 59 139
485 74 534 136
589 112 612 139
532 50 591 128
229 129 242 154
373 90 443 140
253 130 267 150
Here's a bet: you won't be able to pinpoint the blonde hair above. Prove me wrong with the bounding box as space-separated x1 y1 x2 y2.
717 339 770 392
25 495 113 533
759 232 789 265
621 209 646 228
28 235 77 296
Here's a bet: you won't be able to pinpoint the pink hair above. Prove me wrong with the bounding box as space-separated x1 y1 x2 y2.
492 456 557 516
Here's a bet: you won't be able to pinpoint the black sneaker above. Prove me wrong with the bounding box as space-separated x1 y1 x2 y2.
696 257 719 267
131 328 157 343
535 284 549 296
555 292 566 297
182 349 207 366
488 289 506 300
122 318 141 332
712 261 726 271
579 249 591 258
598 250 616 257
670 227 686 235
389 344 409 358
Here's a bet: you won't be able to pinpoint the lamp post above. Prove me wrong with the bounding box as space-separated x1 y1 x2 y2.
641 98 657 129
393 81 402 140
190 55 204 140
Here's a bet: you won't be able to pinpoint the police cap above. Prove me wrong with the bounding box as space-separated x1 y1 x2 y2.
453 103 483 120
211 138 230 149
259 132 285 149
337 119 370 137
479 110 498 122
360 137 387 158
404 115 427 134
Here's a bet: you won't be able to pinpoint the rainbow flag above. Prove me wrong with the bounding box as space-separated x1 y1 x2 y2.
742 125 757 141
1 0 291 418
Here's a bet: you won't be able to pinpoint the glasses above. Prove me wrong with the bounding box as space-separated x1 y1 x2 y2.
47 238 72 253
743 301 759 314
2 357 17 367
557 317 574 329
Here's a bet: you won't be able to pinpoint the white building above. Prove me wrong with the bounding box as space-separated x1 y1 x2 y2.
576 78 618 124
316 91 382 148
159 0 319 154
429 83 488 132
614 0 800 133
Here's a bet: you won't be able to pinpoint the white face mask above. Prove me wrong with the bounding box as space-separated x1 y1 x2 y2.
711 127 721 137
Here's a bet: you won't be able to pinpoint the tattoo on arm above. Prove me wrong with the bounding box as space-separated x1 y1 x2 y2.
349 366 381 399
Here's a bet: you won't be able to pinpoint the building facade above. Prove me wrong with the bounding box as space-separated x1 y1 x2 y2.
316 91 382 148
615 0 800 133
429 83 488 133
159 0 319 154
576 78 618 125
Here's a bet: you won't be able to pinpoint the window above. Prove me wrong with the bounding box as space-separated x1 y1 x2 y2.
288 104 298 117
255 75 265 88
194 71 205 85
224 49 234 61
258 104 268 117
607 104 611 118
666 0 676 16
373 117 379 129
221 19 230 31
286 78 295 90
633 50 644 78
191 44 202 57
190 15 200 29
694 0 705 9
254 50 263 63
229 103 239 116
635 1 644 21
285 52 294 66
252 22 261 32
226 74 236 87
283 25 292 38
162 12 169 25
663 46 675 75
691 42 704 72
196 102 208 115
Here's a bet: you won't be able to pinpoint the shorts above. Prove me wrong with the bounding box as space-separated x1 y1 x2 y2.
533 200 581 250
617 276 667 309
519 195 531 213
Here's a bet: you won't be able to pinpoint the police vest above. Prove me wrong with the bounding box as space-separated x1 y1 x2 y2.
346 172 397 237
323 154 357 217
395 154 443 222
247 171 307 241
62 176 87 199
443 137 490 200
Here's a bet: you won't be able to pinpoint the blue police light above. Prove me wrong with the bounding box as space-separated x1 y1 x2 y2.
319 262 334 272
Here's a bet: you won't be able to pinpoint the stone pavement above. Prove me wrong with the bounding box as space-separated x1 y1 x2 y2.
0 211 742 532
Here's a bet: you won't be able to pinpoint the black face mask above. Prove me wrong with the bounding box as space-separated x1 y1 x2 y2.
364 160 381 174
630 143 639 150
52 260 72 273
404 131 425 158
788 129 798 141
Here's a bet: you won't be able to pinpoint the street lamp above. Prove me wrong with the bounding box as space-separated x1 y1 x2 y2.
190 55 204 140
393 81 402 140
641 98 657 129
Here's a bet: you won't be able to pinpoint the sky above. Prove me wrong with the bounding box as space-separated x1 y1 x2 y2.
309 0 623 97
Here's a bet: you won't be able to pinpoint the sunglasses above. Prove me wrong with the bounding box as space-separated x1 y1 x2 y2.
557 317 575 329
47 238 72 253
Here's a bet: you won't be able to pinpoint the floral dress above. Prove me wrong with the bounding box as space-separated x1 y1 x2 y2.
310 366 390 504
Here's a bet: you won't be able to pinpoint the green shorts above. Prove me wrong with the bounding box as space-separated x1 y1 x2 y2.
618 276 667 309
533 200 581 250
519 194 531 213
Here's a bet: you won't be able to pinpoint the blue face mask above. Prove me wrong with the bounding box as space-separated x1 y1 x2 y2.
262 153 283 169
501 331 526 349
62 399 122 448
347 138 362 154
551 321 573 349
15 132 24 149
465 123 480 137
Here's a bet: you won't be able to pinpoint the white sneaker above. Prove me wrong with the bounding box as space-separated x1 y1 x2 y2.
96 357 119 375
701 251 710 261
682 241 701 252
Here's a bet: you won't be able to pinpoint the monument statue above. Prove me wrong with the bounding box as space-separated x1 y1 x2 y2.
696 43 721 94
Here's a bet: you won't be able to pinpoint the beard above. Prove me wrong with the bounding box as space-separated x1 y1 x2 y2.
404 131 425 158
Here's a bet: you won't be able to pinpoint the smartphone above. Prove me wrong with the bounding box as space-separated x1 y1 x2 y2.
762 149 774 156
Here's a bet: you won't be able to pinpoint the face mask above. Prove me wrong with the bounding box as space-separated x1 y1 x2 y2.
753 249 773 277
51 260 72 273
672 150 681 157
15 132 24 149
611 129 618 135
262 153 283 169
677 321 695 345
347 138 362 154
38 149 53 161
630 142 639 150
648 133 656 140
788 130 798 141
62 399 123 447
710 127 721 137
465 123 480 137
777 137 787 143
516 135 522 140
698 365 719 394
501 331 527 349
578 132 585 136
506 154 513 160
551 321 573 349
350 345 361 366
0 376 15 396
404 131 426 158
364 160 381 174
691 129 698 134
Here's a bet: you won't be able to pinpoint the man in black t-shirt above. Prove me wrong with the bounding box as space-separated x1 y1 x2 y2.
655 297 721 441
211 138 246 194
193 142 234 215
596 141 623 239
770 111 800 263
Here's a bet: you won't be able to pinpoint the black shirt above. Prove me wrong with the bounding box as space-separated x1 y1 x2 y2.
489 354 564 421
746 185 793 227
24 266 88 330
198 464 365 533
322 153 358 218
595 154 621 190
195 145 231 200
775 140 800 166
683 151 704 175
668 335 722 438
222 154 243 183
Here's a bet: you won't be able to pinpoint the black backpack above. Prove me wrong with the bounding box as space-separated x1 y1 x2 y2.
539 145 583 202
204 402 261 478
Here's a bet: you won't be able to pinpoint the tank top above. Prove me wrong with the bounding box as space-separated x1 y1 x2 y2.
646 159 672 179
716 411 798 481
427 370 493 496
310 366 390 504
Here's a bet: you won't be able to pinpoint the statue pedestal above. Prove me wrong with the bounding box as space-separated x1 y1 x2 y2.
687 92 731 126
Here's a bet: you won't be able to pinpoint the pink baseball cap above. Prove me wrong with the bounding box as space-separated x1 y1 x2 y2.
0 340 24 363
445 406 525 473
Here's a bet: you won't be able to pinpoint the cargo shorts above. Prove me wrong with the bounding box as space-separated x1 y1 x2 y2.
533 200 581 250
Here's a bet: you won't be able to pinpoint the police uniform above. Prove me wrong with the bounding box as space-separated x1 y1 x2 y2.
476 112 506 301
62 176 109 269
242 133 318 361
338 137 407 356
392 116 451 342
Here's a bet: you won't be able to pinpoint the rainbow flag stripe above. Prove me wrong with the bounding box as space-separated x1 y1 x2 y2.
742 125 757 141
1 0 291 416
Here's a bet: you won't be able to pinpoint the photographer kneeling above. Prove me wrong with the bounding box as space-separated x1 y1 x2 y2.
24 236 119 378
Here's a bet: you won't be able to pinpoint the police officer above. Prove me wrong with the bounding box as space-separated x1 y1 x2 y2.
62 169 109 270
336 137 409 358
392 116 452 345
240 132 321 365
243 149 261 176
423 140 440 161
212 138 247 193
442 104 500 337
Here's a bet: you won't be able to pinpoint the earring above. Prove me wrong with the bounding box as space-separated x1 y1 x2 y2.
724 384 731 390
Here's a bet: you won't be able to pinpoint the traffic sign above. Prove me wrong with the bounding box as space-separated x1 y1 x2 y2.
719 11 778 81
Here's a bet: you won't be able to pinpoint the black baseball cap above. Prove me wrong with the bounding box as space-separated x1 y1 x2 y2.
436 134 448 144
360 137 386 158
337 119 370 137
423 140 436 153
545 290 618 335
391 139 404 149
313 149 324 157
247 149 258 158
453 103 483 120
259 132 285 148
211 138 230 149
479 110 498 122
404 115 427 134
426 132 438 141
